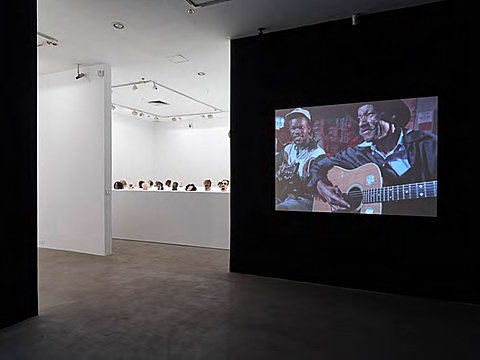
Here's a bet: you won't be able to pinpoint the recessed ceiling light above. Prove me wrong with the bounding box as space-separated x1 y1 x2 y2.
112 21 126 30
197 72 206 76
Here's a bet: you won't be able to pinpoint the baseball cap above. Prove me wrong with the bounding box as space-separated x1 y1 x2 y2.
284 107 311 121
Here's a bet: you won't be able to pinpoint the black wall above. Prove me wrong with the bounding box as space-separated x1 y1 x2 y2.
230 1 479 304
0 1 38 328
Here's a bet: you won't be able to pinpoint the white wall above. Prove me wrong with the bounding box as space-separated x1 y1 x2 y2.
112 114 230 187
153 119 230 186
38 64 112 255
112 113 156 185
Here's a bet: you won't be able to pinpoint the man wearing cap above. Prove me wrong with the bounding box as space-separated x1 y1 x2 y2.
276 107 326 211
308 99 437 216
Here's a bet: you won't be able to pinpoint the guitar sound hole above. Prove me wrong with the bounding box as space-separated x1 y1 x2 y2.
345 186 362 212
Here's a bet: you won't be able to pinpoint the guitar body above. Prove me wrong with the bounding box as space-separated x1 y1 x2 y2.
313 163 383 214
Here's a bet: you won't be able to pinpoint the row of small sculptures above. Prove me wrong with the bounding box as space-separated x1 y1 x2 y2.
113 179 230 192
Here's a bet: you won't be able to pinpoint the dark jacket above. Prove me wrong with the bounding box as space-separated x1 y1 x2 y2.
308 129 437 216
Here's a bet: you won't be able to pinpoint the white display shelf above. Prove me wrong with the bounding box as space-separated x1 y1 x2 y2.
112 189 230 249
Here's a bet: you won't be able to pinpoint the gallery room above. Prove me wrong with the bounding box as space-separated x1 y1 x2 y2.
1 1 478 359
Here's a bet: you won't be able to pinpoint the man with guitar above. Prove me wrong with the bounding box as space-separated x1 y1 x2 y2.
276 107 326 211
308 99 437 216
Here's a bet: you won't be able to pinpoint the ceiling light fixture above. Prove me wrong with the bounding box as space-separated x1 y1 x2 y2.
37 32 59 47
352 13 359 26
112 21 126 30
197 72 205 76
112 79 223 113
152 82 158 90
75 63 85 80
184 0 232 8
112 103 224 123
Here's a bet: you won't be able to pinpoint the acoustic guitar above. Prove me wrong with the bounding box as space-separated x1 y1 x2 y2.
312 163 437 214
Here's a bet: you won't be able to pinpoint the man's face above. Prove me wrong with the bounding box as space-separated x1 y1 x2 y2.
219 180 229 191
357 104 384 142
288 116 311 146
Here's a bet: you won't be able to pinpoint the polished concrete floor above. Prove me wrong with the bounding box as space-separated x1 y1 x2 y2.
0 239 479 359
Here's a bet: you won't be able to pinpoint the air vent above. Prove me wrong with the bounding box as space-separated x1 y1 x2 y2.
148 100 170 106
166 54 189 64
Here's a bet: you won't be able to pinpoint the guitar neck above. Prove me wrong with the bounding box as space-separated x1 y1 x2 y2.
362 181 437 204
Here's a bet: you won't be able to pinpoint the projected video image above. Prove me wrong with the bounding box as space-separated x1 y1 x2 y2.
275 97 438 217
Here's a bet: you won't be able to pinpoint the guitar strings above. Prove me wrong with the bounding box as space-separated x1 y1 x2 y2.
344 183 437 199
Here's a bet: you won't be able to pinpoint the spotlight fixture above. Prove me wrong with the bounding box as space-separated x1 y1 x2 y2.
352 13 359 26
188 9 195 14
112 79 225 125
37 32 59 47
112 21 126 30
112 105 116 110
75 63 85 80
197 72 205 76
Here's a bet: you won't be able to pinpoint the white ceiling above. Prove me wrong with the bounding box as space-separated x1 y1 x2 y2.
37 0 439 122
